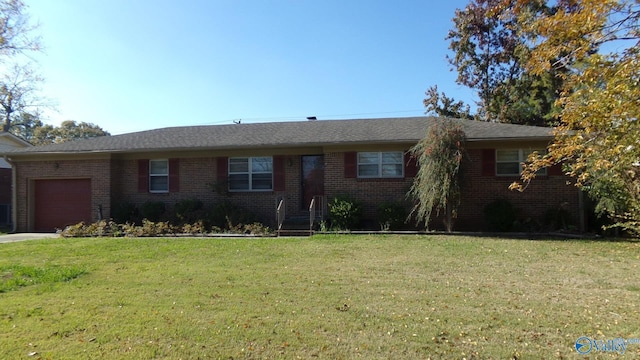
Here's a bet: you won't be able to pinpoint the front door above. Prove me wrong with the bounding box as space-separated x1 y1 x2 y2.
301 155 324 210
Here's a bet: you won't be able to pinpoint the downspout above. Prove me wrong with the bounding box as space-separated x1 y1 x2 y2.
4 155 17 233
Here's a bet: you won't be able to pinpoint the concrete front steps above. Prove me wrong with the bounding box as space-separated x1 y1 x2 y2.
277 216 318 236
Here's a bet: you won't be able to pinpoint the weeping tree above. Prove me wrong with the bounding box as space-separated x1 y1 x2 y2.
408 119 466 231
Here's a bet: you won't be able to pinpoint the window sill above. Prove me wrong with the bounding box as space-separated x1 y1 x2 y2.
228 189 274 193
356 177 406 182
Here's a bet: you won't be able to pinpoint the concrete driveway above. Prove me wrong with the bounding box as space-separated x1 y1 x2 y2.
0 233 59 244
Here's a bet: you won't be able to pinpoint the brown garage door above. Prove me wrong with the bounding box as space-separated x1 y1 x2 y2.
34 179 91 232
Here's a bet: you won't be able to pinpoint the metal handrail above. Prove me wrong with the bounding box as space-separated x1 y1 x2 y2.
308 197 316 233
276 198 285 236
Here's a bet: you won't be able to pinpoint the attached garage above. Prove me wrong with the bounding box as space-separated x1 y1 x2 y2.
33 178 91 232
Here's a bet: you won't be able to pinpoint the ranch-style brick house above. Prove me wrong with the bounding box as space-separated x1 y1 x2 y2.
1 117 583 233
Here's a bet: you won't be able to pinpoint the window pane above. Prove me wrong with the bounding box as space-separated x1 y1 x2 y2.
229 158 248 173
496 163 520 175
358 164 379 177
150 176 168 191
358 152 378 164
252 157 272 172
150 160 168 175
523 149 546 162
382 152 402 164
229 174 249 190
252 173 273 190
497 150 519 162
382 164 403 177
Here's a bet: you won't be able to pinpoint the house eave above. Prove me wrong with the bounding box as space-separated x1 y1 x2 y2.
466 136 553 142
1 136 555 160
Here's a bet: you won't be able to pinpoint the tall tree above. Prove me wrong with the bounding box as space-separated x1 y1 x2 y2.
0 0 44 134
0 63 43 132
29 120 110 145
423 85 473 120
511 0 640 234
8 109 41 139
0 0 40 57
427 0 562 125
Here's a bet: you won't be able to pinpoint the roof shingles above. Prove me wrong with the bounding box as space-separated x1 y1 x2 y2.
3 117 553 155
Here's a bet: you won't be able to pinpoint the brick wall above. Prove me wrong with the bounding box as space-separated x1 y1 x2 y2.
112 156 303 227
14 158 111 232
324 149 580 231
324 151 415 227
14 148 581 232
456 148 580 231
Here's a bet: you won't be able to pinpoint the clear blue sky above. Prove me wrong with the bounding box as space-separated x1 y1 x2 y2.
27 0 476 135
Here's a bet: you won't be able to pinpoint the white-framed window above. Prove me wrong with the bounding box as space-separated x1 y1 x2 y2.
149 159 169 192
496 149 547 176
357 151 403 178
229 157 273 191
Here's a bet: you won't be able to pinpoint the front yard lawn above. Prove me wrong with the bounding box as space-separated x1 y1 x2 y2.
0 235 638 359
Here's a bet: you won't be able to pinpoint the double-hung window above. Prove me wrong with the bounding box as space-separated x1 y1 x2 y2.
357 151 403 178
496 149 546 176
149 159 169 192
229 157 273 191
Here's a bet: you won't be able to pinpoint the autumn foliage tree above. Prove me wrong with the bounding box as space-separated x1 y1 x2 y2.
509 0 640 234
408 119 466 231
426 0 562 125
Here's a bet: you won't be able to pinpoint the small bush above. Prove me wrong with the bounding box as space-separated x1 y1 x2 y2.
328 195 363 230
111 202 139 224
544 205 575 231
174 198 204 224
242 222 272 236
377 201 408 231
484 199 517 232
140 201 166 222
180 221 206 235
207 201 258 230
140 219 175 237
61 220 121 237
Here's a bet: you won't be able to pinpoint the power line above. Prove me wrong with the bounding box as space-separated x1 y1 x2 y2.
197 109 426 126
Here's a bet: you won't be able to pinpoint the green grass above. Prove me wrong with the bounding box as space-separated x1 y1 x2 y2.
0 264 86 292
0 235 638 359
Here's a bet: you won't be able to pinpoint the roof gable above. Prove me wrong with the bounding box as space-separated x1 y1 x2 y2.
0 132 32 150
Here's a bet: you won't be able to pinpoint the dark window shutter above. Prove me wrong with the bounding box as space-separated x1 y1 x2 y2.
168 158 179 192
217 157 228 185
548 162 563 176
404 151 418 178
344 152 357 178
137 159 149 193
481 149 496 176
273 156 285 191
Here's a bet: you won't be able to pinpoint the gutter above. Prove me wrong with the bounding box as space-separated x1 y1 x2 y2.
4 155 16 233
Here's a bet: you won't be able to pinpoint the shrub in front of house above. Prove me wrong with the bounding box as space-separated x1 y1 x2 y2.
111 202 139 224
328 195 363 230
140 201 166 222
483 198 517 232
61 200 271 237
377 201 408 231
60 220 122 237
206 201 259 230
543 205 575 231
174 198 205 224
